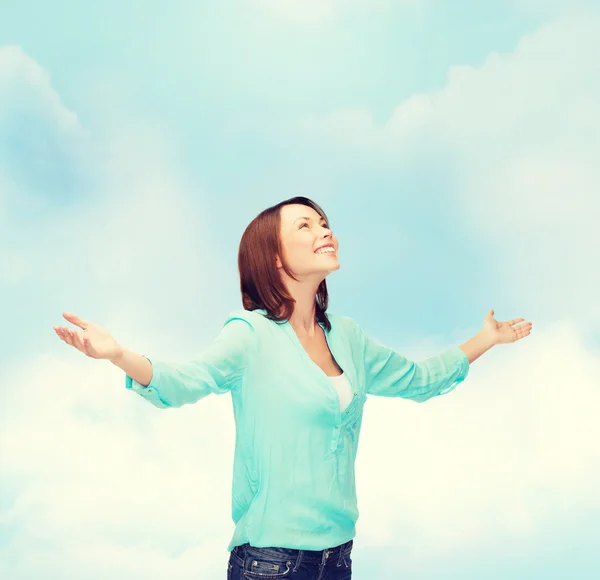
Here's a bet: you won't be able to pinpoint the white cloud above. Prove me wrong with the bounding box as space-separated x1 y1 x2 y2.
0 46 235 579
0 45 91 283
357 322 600 557
295 10 600 336
0 44 226 346
1 353 237 579
0 45 83 134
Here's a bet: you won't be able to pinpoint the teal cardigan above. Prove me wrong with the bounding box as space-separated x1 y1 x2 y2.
125 308 470 552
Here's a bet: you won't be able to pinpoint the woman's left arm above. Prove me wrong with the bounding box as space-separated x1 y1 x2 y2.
354 308 532 403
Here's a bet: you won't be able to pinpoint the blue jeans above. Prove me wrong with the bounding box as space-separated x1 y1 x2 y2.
227 539 353 579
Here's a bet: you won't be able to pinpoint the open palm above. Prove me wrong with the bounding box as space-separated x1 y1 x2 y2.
53 312 123 361
482 309 532 345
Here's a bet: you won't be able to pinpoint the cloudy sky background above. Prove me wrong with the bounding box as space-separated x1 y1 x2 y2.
1 0 599 578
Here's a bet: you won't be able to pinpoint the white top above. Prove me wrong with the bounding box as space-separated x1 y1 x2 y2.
329 371 353 412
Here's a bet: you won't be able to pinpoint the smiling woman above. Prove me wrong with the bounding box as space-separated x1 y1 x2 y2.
54 196 482 580
238 196 340 333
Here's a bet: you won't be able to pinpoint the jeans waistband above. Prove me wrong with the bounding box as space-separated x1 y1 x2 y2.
233 539 353 565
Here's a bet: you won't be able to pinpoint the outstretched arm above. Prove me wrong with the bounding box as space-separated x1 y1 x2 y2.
356 308 532 403
122 314 258 409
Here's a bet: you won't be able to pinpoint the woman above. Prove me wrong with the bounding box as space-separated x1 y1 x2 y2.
53 196 532 579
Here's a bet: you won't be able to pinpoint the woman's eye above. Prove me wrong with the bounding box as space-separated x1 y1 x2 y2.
301 223 329 229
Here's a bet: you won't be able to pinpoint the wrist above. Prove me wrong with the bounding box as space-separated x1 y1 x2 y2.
109 345 125 364
478 330 497 350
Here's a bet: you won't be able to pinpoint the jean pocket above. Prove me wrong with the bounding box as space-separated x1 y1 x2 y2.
243 556 293 578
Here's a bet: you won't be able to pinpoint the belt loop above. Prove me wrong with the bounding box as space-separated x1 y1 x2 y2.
293 550 303 573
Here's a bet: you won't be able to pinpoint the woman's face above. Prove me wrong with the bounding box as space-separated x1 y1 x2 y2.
276 204 340 278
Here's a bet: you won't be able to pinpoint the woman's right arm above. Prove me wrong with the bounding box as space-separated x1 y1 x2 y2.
54 311 258 409
120 316 258 409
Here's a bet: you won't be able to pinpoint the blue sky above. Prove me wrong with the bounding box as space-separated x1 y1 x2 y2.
1 1 599 578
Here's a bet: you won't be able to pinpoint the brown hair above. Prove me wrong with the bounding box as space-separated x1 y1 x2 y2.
238 196 332 332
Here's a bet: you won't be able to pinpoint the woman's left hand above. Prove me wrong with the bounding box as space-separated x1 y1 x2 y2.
481 309 533 346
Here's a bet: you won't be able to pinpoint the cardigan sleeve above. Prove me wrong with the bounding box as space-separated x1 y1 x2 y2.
357 324 470 403
124 313 258 408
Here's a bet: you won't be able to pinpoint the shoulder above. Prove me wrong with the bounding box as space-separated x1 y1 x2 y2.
328 312 362 341
223 309 269 331
220 310 263 357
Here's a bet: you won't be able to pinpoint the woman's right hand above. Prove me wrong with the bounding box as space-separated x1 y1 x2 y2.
53 312 124 361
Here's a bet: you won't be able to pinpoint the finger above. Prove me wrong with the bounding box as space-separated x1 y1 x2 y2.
62 312 88 331
55 327 72 344
508 318 525 326
78 332 93 356
63 328 75 346
82 335 93 356
71 331 87 353
54 328 67 342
